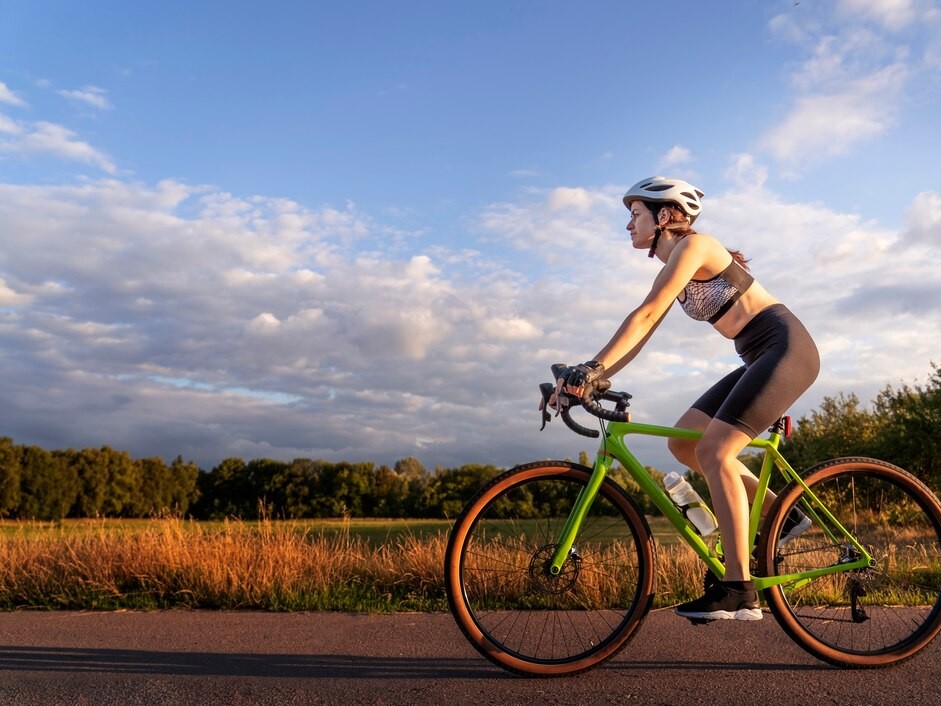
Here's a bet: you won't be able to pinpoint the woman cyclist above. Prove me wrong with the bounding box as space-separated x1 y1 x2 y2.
552 176 819 621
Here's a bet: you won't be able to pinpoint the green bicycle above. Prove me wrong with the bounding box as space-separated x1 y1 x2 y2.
444 367 941 675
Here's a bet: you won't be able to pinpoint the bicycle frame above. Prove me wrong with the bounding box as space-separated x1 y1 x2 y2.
548 419 875 590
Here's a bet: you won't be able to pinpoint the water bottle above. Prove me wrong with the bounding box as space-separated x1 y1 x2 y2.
663 471 718 536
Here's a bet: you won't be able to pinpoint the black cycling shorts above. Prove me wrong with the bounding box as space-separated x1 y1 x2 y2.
690 304 819 439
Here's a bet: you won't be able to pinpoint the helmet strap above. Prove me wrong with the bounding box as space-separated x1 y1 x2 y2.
648 227 663 258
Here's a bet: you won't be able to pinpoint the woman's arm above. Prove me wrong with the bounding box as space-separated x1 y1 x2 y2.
601 303 671 376
591 235 710 373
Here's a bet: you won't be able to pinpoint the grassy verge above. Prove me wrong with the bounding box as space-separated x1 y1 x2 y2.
0 518 448 611
0 517 709 611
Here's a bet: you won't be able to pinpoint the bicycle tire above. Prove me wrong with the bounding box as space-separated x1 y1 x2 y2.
444 461 655 676
759 457 941 667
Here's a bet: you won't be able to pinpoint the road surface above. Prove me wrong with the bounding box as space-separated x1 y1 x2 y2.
0 609 937 704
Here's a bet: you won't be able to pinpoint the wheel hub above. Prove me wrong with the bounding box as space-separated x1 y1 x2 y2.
528 544 581 594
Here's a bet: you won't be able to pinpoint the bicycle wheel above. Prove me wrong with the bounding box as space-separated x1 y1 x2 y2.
759 457 941 667
445 461 655 676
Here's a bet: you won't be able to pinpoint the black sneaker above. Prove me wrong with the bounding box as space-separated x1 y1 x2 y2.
675 580 762 621
752 507 812 557
779 507 812 546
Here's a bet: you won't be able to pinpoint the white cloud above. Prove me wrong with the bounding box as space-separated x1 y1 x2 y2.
659 145 693 169
58 85 114 111
768 12 810 45
1 121 117 174
0 113 22 135
761 63 907 166
724 153 768 190
480 185 629 262
790 30 896 90
762 2 935 170
0 81 28 108
546 186 601 214
837 0 918 30
901 191 941 248
481 316 542 341
0 277 32 306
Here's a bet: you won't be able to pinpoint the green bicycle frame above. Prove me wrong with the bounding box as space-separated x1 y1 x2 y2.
548 420 874 590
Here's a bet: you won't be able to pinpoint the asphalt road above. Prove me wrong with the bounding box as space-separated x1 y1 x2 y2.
0 609 937 705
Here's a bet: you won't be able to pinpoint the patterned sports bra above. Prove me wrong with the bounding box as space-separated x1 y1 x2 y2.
677 260 754 324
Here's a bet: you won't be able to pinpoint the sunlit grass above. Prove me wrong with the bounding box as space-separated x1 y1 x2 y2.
0 516 935 611
0 517 449 611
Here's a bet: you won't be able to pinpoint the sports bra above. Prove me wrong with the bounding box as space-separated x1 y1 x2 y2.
677 260 754 324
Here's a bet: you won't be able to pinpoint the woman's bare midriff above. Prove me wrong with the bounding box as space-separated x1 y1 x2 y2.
712 281 780 339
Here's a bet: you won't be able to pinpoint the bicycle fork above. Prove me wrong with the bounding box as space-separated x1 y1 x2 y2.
546 452 615 576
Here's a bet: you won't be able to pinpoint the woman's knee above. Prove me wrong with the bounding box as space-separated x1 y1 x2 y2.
668 436 697 466
695 422 753 475
694 437 722 474
670 409 710 467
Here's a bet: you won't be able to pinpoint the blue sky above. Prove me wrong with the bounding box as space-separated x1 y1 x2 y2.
1 0 940 473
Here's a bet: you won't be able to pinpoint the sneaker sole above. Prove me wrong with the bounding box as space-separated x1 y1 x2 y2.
675 607 763 621
779 515 812 546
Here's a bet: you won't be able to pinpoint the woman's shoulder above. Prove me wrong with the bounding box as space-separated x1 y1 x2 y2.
669 232 736 277
685 231 724 246
673 231 727 256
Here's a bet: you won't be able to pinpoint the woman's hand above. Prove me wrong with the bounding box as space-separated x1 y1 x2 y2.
538 360 609 424
548 360 605 410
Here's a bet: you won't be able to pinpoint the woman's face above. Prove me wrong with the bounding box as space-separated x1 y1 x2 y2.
626 201 657 250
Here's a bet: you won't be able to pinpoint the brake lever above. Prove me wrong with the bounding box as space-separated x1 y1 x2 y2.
538 383 554 431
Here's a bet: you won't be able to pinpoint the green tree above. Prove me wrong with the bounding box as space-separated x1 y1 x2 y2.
19 445 78 520
371 464 406 517
99 446 143 516
65 447 110 517
168 456 200 515
872 364 941 484
394 457 429 517
0 437 21 516
196 458 253 519
268 459 317 518
247 458 289 517
138 457 171 515
307 461 377 517
424 464 501 518
782 393 880 472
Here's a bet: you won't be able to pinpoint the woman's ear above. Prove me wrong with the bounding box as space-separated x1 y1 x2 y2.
657 208 671 226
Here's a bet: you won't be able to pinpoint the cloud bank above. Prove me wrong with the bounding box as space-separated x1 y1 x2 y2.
2 168 940 472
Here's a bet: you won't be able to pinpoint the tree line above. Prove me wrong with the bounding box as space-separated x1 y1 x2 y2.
0 441 508 521
1 364 939 521
0 439 200 520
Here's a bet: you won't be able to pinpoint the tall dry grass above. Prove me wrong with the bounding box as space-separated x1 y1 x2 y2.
14 518 933 611
0 518 449 611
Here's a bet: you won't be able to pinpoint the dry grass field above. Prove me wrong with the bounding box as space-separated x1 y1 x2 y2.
0 517 708 611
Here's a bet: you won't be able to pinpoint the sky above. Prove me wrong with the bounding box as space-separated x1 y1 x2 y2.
1 0 940 474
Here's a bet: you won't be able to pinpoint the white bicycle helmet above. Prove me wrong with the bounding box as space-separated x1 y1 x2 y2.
622 176 704 225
